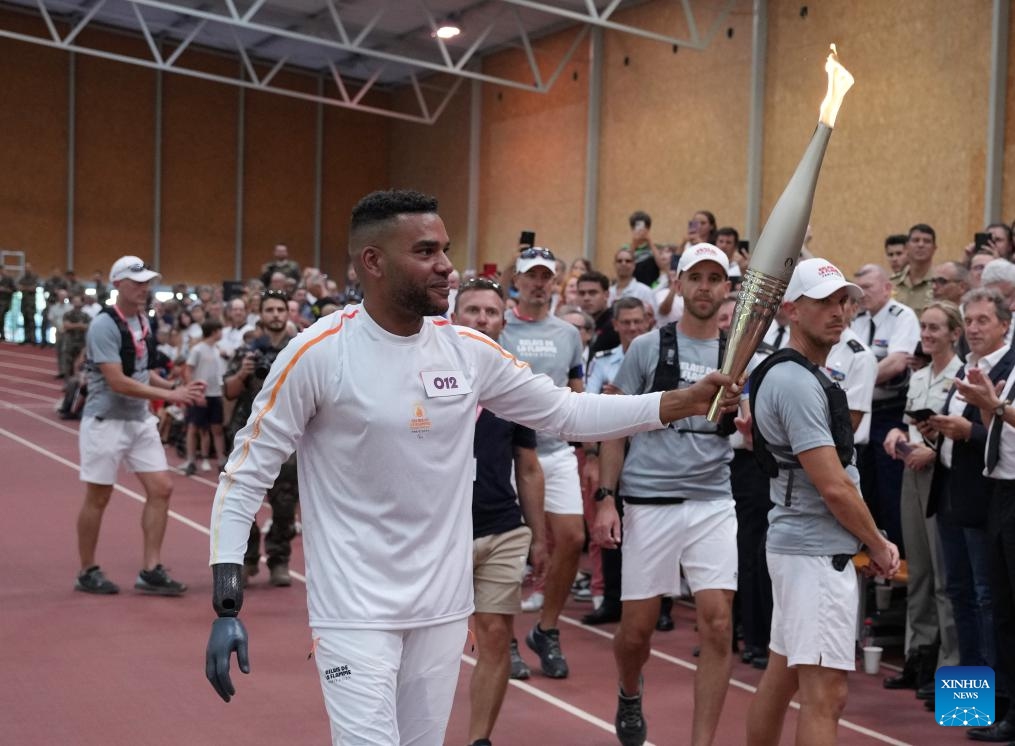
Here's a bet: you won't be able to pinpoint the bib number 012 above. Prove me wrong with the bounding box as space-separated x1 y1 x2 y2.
433 376 458 390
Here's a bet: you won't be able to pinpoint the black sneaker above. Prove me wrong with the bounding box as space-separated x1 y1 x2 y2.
75 565 119 594
526 624 569 678
616 684 647 746
509 639 531 680
134 564 187 596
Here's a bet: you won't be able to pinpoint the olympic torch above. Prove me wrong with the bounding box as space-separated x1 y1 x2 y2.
706 44 854 422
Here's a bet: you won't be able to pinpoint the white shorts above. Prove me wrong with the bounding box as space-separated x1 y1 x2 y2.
767 551 858 671
538 447 582 515
79 415 168 485
312 619 468 746
620 500 738 600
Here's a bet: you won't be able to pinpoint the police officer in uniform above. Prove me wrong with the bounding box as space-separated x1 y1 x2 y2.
850 263 920 550
745 259 900 746
222 290 298 587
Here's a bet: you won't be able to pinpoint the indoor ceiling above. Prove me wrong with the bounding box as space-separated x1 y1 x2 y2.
0 0 734 122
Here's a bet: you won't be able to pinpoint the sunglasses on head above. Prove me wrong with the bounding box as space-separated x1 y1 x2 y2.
460 277 503 293
262 289 290 302
519 248 555 261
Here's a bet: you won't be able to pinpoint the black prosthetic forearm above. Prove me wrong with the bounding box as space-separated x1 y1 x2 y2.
212 563 244 618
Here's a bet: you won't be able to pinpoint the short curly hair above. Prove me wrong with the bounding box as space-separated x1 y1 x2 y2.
350 189 438 232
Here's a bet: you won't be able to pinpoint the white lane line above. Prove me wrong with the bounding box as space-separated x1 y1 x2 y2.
0 385 60 403
0 400 912 745
0 360 59 374
0 373 64 391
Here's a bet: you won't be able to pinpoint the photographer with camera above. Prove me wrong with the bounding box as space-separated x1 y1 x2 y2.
222 289 298 587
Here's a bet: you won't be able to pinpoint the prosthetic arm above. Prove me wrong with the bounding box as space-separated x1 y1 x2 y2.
205 563 250 702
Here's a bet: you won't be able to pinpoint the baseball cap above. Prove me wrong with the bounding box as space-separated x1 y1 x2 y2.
110 255 160 284
677 243 730 276
785 258 862 302
516 247 557 275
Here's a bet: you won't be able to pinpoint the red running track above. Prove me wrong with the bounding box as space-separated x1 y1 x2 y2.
0 343 963 745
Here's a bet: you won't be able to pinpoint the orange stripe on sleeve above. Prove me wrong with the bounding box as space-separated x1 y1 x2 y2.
211 308 359 558
457 329 529 369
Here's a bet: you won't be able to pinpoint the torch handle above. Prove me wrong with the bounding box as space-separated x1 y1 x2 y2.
706 387 727 423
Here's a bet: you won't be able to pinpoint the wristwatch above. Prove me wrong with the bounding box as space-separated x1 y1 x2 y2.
995 402 1007 418
594 486 616 502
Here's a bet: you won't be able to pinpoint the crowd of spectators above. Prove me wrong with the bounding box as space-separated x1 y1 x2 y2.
6 207 1015 744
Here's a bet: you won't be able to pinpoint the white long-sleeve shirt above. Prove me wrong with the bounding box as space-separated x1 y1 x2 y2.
210 304 665 630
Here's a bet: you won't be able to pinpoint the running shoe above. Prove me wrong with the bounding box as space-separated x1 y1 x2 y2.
75 565 119 595
134 564 187 596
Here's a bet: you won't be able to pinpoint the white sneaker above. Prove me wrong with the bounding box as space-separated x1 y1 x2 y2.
200 459 212 472
521 592 544 613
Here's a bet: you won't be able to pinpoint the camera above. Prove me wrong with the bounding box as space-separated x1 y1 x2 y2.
248 348 280 380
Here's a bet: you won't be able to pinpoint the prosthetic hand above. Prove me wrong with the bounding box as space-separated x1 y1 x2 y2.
206 563 249 702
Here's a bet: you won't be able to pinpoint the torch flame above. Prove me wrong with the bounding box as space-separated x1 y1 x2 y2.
818 44 854 128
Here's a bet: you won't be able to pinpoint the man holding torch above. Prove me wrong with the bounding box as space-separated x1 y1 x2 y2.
744 259 900 745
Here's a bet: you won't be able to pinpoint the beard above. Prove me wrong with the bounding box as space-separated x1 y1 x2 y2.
684 296 721 321
392 280 447 318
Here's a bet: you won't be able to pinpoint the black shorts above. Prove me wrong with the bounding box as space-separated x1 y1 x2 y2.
186 396 224 427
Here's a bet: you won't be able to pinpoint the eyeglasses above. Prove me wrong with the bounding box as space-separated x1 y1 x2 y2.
460 277 503 293
931 277 956 285
519 248 555 261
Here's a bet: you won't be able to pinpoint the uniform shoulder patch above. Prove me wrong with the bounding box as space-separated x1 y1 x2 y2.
888 304 904 316
594 348 614 359
847 339 865 353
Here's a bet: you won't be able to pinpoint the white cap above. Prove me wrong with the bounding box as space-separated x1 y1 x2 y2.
785 258 862 302
110 255 160 284
515 248 557 275
677 243 729 276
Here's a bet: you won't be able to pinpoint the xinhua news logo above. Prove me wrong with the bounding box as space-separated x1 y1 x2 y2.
935 666 995 726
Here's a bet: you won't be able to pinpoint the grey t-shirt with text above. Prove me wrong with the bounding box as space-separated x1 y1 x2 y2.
82 312 152 421
613 329 732 501
753 360 863 555
500 311 584 455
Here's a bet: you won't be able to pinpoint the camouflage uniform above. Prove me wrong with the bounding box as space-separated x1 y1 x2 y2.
60 309 90 377
18 271 39 344
224 334 299 571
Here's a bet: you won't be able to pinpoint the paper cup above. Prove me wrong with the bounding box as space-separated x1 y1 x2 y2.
862 646 883 675
875 584 893 611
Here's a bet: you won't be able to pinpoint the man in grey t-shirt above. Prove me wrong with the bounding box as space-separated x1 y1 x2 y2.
745 259 900 746
74 255 204 597
594 243 739 746
500 248 586 680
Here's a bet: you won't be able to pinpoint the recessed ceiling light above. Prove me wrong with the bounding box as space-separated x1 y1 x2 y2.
434 24 461 40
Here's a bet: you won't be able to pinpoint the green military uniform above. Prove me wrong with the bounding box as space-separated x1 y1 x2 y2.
892 266 933 315
18 270 39 344
60 309 91 378
224 334 300 573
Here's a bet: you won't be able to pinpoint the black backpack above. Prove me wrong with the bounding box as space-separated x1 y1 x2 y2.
649 322 736 436
748 348 854 480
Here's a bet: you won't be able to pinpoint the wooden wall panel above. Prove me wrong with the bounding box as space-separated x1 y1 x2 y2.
598 0 751 270
388 75 471 271
73 30 156 281
1000 2 1015 229
160 52 238 287
478 28 590 273
0 10 68 274
241 71 317 281
320 102 391 280
763 0 991 272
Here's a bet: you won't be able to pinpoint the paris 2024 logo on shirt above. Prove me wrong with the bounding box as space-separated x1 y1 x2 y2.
935 666 995 727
